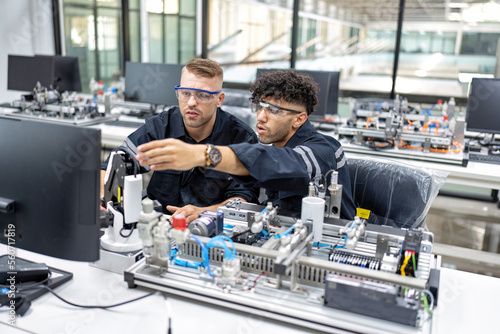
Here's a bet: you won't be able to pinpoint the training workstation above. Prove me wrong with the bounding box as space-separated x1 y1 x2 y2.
1 1 500 333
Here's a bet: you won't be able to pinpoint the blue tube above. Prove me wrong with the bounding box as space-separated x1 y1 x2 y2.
207 238 235 260
313 242 331 248
423 104 435 115
191 234 213 276
172 258 203 268
376 102 383 111
335 234 348 249
274 225 295 239
170 247 203 268
217 235 237 257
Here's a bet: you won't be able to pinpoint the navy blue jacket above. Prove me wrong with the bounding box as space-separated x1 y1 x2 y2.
229 120 356 220
103 107 259 213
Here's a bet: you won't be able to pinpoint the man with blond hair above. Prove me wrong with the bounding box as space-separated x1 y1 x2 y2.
101 59 259 222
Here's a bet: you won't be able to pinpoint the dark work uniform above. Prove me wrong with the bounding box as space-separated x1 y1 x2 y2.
229 120 356 220
103 107 259 213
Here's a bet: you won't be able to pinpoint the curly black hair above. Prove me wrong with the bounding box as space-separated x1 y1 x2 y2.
250 70 319 115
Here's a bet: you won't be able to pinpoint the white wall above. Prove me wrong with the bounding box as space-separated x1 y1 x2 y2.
0 0 55 102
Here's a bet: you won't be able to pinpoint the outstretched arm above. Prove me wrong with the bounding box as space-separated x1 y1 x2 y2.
166 196 247 224
135 138 250 176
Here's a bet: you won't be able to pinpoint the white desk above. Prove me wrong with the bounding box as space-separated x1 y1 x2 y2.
1 245 499 334
0 246 303 334
88 115 145 149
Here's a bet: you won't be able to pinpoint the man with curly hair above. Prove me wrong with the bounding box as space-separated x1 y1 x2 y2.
135 70 356 219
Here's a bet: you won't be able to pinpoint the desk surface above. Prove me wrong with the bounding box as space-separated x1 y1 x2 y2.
1 245 499 334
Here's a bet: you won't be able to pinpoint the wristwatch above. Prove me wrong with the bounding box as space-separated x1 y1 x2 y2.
205 144 222 168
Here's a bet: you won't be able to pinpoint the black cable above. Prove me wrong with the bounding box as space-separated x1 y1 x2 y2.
119 225 136 238
21 285 156 309
230 229 251 241
246 233 261 245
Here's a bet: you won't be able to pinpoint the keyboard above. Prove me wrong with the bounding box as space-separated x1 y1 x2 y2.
468 153 500 165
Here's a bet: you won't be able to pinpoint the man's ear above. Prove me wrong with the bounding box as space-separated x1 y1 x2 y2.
292 112 308 129
217 92 225 108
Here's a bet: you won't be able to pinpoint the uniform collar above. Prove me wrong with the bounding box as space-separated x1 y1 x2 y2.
168 108 187 139
284 119 315 148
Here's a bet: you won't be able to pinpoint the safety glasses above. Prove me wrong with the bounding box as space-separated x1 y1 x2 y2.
174 85 221 103
251 100 304 117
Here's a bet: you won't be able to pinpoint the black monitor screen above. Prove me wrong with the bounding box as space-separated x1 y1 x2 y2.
125 61 183 106
256 68 340 118
52 55 82 92
7 55 54 92
466 78 500 134
0 117 101 261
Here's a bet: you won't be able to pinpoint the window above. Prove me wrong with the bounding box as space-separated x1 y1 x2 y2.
62 0 122 93
146 0 196 64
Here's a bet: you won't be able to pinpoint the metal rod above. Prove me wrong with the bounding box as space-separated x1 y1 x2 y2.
390 0 406 99
290 0 300 69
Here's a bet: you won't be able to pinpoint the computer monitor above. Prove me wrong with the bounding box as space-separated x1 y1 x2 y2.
466 78 500 135
7 55 54 92
0 117 101 261
124 61 184 106
7 55 82 93
52 55 82 92
256 68 340 118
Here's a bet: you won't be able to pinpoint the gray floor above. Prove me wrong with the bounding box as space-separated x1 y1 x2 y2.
426 194 500 277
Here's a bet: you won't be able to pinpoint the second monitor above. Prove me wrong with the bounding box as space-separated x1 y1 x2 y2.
124 61 184 106
256 68 340 118
7 54 82 93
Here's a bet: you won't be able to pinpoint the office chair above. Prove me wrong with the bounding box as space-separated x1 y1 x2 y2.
347 156 447 229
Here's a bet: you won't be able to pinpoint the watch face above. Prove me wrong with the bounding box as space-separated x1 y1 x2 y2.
209 146 222 165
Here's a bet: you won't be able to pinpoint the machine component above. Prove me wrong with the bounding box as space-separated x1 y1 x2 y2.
169 215 192 246
125 202 439 332
324 274 423 327
380 253 400 273
189 211 223 237
329 250 381 270
91 150 145 274
337 216 366 249
217 199 258 225
338 96 465 166
250 202 277 234
403 230 423 253
301 196 325 242
325 171 342 218
399 230 423 277
219 258 242 286
101 149 143 252
6 82 116 126
137 198 163 261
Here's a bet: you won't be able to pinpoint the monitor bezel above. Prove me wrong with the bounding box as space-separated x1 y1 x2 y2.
0 117 101 262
